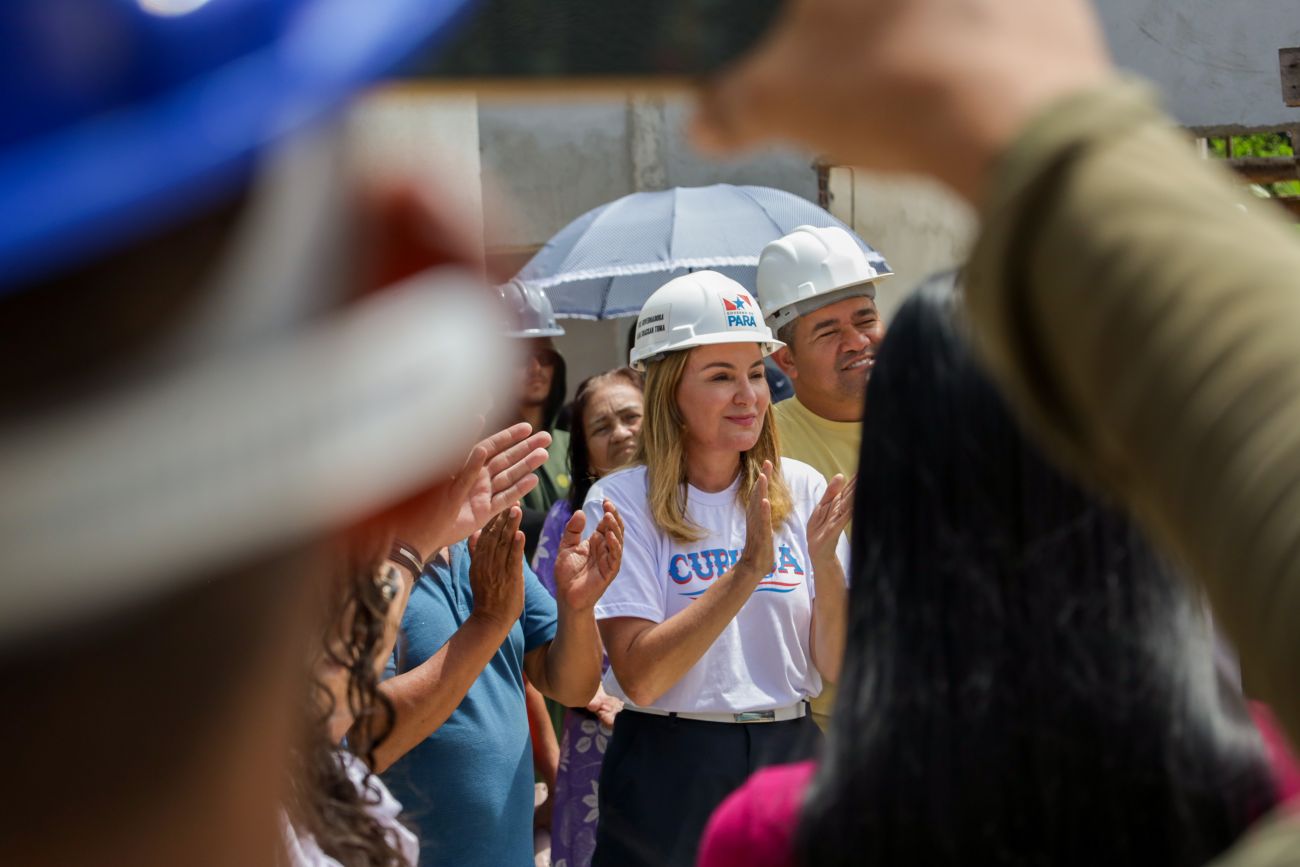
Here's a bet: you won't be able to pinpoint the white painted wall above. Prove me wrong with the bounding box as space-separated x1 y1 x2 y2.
1098 0 1300 131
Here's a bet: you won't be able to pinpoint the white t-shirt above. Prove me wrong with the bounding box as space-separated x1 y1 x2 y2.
584 458 848 714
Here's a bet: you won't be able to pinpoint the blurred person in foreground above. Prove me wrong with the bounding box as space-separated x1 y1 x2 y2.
531 367 644 867
694 0 1300 862
501 280 574 559
699 277 1279 867
755 223 890 730
0 1 525 865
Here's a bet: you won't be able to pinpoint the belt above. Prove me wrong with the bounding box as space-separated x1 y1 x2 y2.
627 701 810 724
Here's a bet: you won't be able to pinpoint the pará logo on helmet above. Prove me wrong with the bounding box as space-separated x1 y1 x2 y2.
722 292 758 328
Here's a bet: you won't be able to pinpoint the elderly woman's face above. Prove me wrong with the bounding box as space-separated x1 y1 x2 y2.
675 343 769 456
582 380 644 478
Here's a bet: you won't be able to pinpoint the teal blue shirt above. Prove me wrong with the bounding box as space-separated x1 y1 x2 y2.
382 541 558 867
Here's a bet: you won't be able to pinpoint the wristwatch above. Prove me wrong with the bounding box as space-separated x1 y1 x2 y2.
388 537 424 580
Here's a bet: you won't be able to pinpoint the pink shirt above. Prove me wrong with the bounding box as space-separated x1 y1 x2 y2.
1252 702 1300 805
697 760 814 867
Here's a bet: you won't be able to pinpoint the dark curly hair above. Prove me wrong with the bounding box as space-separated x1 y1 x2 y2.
284 535 410 867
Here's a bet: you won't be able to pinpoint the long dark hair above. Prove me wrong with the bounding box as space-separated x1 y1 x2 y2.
567 366 644 510
284 536 408 867
797 275 1275 867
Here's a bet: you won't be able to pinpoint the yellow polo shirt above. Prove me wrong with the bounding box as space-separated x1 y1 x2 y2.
773 396 862 486
772 396 861 730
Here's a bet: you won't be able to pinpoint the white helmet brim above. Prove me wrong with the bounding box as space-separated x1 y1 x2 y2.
0 268 508 646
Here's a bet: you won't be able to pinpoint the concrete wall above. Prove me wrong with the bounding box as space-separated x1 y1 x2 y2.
657 100 819 205
478 99 633 255
1097 0 1300 132
478 94 818 250
825 168 977 323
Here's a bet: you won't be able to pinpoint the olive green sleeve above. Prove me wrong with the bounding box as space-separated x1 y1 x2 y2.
1212 811 1300 866
964 81 1300 752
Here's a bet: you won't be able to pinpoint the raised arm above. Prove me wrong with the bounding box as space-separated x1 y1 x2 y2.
371 508 525 773
806 474 853 682
387 422 551 564
525 502 624 707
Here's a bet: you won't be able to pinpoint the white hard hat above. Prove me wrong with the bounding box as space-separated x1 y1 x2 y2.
630 271 783 371
498 280 566 338
0 268 506 647
756 225 892 331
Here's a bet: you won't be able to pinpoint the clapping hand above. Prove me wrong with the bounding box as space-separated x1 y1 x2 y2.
586 685 624 729
736 460 775 584
553 500 625 613
468 506 526 629
399 421 551 558
807 473 854 567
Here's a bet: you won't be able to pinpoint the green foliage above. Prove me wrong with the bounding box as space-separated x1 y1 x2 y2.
1208 133 1300 198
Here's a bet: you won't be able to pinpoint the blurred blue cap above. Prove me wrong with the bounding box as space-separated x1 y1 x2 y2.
0 0 477 291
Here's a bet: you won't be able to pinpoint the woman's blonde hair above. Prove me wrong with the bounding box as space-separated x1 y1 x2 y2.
635 347 793 543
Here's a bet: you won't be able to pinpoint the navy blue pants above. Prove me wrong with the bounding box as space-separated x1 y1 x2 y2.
591 707 821 867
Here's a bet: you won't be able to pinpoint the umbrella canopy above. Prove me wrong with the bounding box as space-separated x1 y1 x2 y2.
515 184 891 320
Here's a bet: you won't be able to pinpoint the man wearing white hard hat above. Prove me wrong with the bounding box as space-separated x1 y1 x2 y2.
759 225 893 485
756 224 891 731
585 270 852 867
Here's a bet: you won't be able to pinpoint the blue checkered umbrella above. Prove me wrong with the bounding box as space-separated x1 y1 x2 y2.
515 184 890 320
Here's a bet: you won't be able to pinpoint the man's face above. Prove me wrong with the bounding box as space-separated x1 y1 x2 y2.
518 337 559 407
778 295 884 417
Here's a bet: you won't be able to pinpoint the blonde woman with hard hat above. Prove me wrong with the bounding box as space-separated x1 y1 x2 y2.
582 270 853 867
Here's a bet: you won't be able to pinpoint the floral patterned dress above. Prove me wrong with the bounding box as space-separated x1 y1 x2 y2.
532 499 614 867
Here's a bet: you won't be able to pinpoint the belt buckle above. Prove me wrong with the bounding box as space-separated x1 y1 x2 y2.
733 710 776 723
